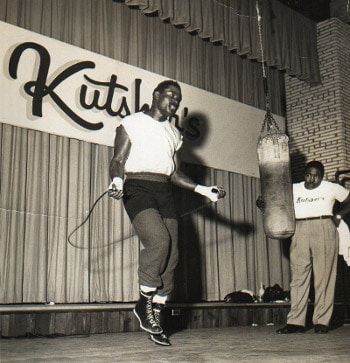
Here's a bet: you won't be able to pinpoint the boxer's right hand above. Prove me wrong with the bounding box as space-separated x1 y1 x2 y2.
108 177 124 200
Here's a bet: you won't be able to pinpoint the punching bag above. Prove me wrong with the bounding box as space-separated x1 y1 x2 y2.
257 132 295 239
255 2 294 239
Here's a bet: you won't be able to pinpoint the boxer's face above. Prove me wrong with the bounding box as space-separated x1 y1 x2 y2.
154 85 182 118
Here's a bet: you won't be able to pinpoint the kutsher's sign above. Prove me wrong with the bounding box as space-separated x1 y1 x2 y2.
0 21 284 177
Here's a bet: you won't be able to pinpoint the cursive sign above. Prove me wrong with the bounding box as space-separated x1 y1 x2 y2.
8 42 201 139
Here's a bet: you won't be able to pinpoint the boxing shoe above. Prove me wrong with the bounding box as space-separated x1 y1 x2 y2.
150 332 171 346
133 291 163 334
149 303 171 346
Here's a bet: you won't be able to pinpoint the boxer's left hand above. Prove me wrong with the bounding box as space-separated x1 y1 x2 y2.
195 185 226 202
211 186 226 200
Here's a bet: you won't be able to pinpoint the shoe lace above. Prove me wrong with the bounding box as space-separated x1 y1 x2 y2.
152 305 168 339
146 298 158 326
153 308 161 325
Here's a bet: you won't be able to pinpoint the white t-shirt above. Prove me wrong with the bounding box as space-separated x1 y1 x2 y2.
293 180 349 219
121 112 183 176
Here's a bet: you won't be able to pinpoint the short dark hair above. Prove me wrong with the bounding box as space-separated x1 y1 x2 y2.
153 80 181 95
305 160 325 178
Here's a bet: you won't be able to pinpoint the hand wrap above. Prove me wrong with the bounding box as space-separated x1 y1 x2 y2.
108 177 124 200
195 185 226 202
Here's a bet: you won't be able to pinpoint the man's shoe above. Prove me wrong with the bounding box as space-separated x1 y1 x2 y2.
133 291 163 334
314 324 329 334
150 333 171 346
276 324 305 334
149 303 170 346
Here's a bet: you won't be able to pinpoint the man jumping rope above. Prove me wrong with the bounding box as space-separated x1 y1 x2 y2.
108 80 226 346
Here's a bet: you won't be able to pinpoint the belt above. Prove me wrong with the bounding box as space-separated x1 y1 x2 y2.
126 172 170 183
296 215 332 221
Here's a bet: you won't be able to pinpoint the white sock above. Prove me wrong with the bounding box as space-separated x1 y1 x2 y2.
140 285 157 293
152 294 167 304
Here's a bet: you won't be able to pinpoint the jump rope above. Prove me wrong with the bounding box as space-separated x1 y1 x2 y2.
67 189 218 249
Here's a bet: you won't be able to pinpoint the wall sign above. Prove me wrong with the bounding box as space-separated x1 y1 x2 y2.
0 21 285 177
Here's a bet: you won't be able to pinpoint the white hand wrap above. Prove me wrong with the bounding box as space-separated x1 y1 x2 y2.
194 185 218 202
109 176 124 191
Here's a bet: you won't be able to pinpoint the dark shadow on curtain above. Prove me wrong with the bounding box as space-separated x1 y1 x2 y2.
174 163 257 302
172 113 256 302
172 112 209 302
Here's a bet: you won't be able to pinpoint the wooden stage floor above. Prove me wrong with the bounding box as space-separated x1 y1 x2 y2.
1 324 349 362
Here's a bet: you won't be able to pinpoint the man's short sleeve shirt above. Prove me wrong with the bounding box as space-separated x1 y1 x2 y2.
121 112 183 176
293 180 349 218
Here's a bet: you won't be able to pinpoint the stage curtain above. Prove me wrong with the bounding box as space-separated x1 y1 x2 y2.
0 123 140 303
0 0 285 116
123 0 320 85
0 123 291 303
0 0 292 303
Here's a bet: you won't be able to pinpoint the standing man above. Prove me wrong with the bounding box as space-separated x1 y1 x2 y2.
259 160 350 334
108 80 226 346
257 161 350 334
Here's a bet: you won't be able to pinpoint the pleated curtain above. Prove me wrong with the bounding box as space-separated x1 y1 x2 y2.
0 0 309 303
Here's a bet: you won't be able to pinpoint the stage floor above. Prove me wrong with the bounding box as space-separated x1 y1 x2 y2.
1 324 349 362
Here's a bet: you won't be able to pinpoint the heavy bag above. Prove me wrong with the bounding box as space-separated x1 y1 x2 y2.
257 134 295 239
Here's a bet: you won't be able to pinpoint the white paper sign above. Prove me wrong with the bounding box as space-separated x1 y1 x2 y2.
0 21 285 177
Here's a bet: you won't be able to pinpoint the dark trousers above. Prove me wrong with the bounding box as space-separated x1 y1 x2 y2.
123 176 179 297
133 210 178 296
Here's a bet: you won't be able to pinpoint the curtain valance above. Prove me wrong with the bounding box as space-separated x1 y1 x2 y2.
123 0 320 85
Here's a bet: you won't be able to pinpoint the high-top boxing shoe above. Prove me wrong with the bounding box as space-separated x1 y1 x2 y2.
133 291 163 334
149 303 171 346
